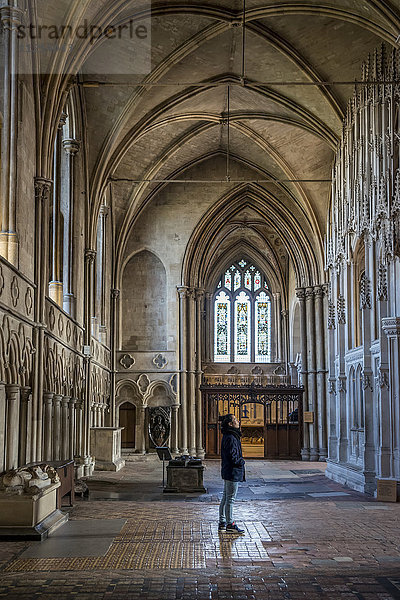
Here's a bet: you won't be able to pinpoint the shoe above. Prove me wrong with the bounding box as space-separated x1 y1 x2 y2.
218 522 226 531
226 522 244 534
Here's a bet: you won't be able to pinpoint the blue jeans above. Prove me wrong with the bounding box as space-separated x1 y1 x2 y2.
219 480 239 524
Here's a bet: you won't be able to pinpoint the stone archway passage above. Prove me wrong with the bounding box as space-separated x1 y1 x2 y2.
201 384 303 459
119 402 136 449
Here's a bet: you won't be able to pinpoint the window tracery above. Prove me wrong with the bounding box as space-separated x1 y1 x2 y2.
213 260 272 363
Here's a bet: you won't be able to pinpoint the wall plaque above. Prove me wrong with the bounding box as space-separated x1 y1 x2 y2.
303 411 314 423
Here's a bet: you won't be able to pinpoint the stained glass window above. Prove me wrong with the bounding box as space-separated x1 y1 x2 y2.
214 291 231 362
255 292 271 362
234 291 250 362
213 259 273 363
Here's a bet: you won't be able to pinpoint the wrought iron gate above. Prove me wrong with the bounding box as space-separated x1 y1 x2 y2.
201 384 304 459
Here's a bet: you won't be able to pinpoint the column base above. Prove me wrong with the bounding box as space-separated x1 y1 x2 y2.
196 448 205 460
309 448 319 461
63 293 76 317
49 281 63 306
0 231 18 266
180 448 189 455
301 448 310 461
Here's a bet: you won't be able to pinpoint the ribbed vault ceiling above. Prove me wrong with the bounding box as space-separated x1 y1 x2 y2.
37 0 400 261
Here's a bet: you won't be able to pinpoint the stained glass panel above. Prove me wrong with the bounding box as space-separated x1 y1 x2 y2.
214 291 230 362
238 259 247 268
254 271 261 290
234 270 241 291
255 291 271 363
224 270 232 290
234 291 250 362
244 270 252 290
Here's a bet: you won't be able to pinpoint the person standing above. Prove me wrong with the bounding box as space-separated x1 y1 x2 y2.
218 413 245 534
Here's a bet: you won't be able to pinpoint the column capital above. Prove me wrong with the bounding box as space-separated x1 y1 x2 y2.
111 288 120 299
313 285 325 299
85 248 96 263
177 285 190 299
20 386 31 402
295 287 306 300
34 177 53 204
62 138 81 155
52 393 63 404
0 6 23 29
305 287 314 300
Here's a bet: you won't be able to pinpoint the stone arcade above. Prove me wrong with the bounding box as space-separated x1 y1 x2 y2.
0 0 400 538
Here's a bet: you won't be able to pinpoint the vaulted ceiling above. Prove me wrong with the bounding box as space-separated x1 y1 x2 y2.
36 0 400 262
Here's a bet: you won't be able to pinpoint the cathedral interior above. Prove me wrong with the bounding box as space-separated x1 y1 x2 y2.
1 0 400 598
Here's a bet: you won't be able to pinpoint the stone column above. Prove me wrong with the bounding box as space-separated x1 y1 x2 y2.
382 317 400 480
188 288 196 456
177 286 189 454
327 290 338 462
195 289 205 458
69 397 77 459
314 286 328 460
305 287 318 460
0 6 22 265
32 179 53 463
98 205 109 343
140 405 146 454
273 292 282 362
52 394 62 460
62 138 80 317
171 405 180 455
19 386 31 466
49 113 67 305
296 288 309 459
5 385 20 470
110 289 120 427
75 399 83 458
0 384 6 472
83 249 96 465
43 392 54 462
61 396 70 459
281 309 289 371
337 286 349 464
360 236 376 493
376 264 391 477
204 292 212 363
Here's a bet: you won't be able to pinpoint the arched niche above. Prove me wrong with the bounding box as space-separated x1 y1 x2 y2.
121 249 167 351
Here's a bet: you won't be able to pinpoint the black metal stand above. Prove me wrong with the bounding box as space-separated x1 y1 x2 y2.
156 446 172 489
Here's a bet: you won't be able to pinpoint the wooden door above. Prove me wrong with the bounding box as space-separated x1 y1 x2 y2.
119 402 136 448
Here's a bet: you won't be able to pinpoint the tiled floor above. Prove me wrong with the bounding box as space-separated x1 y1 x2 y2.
1 458 400 599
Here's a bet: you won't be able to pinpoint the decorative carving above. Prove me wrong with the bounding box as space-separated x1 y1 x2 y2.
0 464 59 495
10 276 19 307
153 353 167 369
362 370 373 391
148 407 171 447
338 376 346 393
111 289 120 300
360 273 372 309
337 295 346 324
169 374 178 394
66 320 72 343
84 248 96 263
251 366 263 375
58 314 64 336
227 366 238 374
328 380 336 394
24 287 33 315
377 263 388 301
378 368 389 389
137 373 150 394
48 305 55 330
327 301 336 329
119 354 135 369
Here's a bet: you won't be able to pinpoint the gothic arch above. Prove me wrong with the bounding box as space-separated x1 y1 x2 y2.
143 380 177 408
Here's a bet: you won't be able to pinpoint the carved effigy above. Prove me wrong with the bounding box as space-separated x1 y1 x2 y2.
0 464 60 495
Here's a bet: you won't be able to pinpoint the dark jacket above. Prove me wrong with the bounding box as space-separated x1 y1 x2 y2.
221 426 245 482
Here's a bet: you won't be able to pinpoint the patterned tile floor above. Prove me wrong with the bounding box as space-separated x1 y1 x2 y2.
1 458 400 599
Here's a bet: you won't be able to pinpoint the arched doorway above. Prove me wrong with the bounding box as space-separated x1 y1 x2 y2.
119 402 136 449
